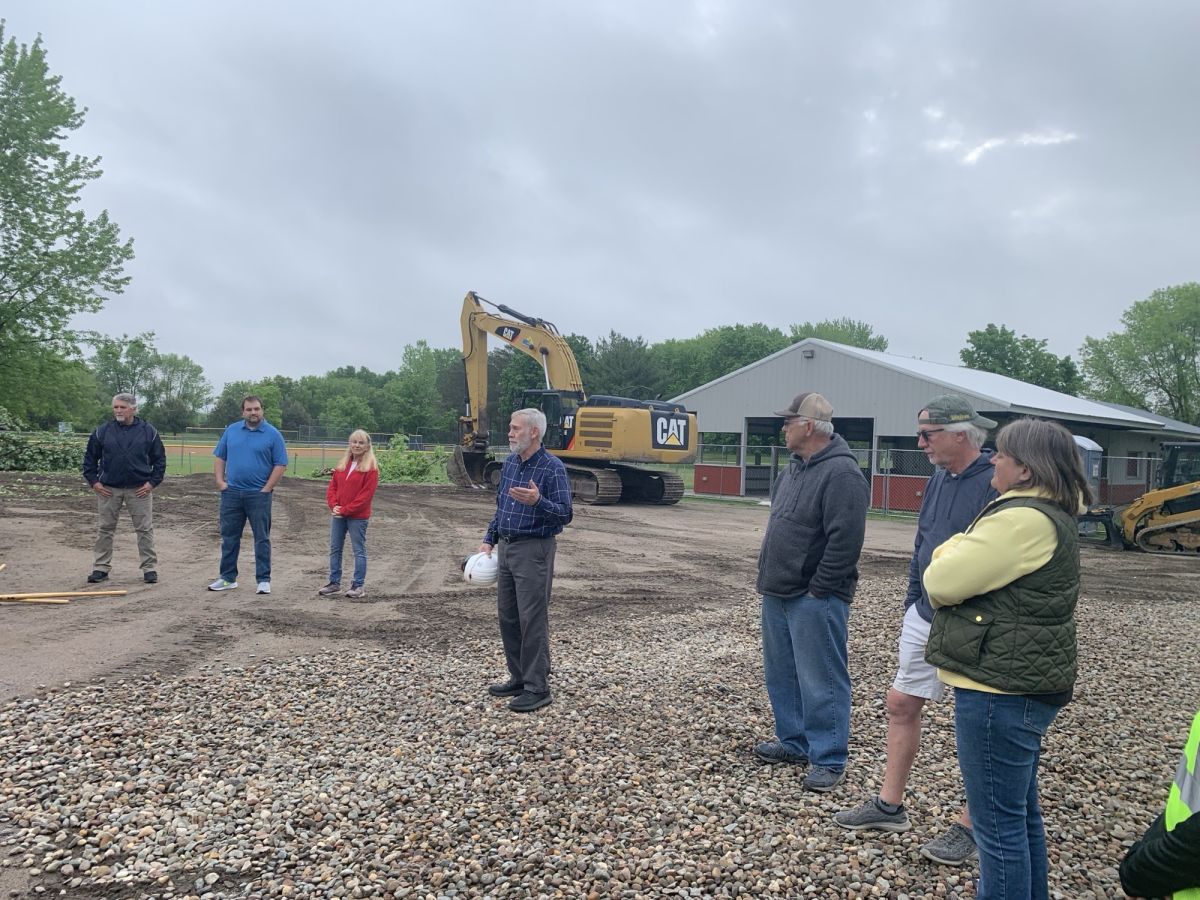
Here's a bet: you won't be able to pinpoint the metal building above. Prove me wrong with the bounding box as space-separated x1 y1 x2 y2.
672 338 1200 501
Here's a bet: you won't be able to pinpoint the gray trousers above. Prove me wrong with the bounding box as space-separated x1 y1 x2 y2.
93 487 157 572
496 536 556 695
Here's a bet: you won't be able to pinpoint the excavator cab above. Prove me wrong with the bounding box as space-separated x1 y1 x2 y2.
1159 442 1200 489
520 390 583 451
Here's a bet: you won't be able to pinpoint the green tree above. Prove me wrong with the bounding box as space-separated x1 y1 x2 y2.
961 324 1083 395
589 331 664 399
0 25 134 376
653 323 790 398
142 352 211 429
87 331 158 400
380 341 458 437
789 318 889 351
323 394 377 434
0 343 102 429
1080 283 1200 424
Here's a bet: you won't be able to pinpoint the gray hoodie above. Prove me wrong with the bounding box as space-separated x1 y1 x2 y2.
756 434 870 602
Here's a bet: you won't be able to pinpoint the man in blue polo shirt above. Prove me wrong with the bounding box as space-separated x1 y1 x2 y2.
209 395 288 595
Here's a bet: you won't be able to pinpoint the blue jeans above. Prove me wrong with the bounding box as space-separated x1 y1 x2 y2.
955 689 1061 900
329 516 368 587
761 593 852 769
218 490 272 583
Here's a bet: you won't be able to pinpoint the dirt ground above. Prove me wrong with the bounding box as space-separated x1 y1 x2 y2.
2 472 1194 704
2 473 1200 898
0 473 915 703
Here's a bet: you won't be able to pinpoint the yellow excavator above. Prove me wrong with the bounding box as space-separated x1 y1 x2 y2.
1081 442 1200 553
446 291 697 505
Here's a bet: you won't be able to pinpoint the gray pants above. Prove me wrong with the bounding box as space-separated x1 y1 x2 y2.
94 487 157 572
496 536 556 695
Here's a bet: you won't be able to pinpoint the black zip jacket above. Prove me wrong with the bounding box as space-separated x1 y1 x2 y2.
1119 810 1200 899
82 417 167 488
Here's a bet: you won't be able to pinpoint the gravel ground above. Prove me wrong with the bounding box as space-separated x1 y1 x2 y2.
3 568 1197 899
2 474 1198 899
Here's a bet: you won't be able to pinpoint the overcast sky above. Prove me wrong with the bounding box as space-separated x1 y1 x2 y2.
6 1 1199 392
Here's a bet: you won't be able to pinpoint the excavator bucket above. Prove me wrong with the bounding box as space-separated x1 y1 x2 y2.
447 446 490 489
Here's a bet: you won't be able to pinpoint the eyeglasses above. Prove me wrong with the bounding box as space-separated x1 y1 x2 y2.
916 428 945 442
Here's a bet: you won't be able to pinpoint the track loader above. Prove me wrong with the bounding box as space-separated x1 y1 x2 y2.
446 291 697 505
1080 441 1200 553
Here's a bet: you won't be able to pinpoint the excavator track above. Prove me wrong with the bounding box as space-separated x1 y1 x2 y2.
564 465 624 505
1134 520 1200 554
612 465 686 505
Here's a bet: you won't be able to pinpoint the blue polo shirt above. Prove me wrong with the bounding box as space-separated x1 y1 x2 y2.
213 420 289 491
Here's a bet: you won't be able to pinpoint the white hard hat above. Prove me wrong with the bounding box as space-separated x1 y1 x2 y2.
463 552 498 586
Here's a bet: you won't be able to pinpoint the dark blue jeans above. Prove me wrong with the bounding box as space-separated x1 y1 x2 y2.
329 516 368 587
955 688 1061 900
218 489 272 583
761 593 852 769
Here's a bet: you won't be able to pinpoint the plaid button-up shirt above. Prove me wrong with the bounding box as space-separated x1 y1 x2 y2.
483 446 573 543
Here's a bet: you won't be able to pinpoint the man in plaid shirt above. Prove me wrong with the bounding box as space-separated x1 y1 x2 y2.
479 408 573 712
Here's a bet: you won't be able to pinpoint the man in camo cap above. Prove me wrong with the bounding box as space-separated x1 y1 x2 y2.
834 394 998 866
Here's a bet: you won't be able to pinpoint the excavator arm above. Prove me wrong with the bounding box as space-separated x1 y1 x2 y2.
458 290 584 450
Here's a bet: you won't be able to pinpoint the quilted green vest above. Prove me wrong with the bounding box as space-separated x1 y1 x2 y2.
925 495 1079 694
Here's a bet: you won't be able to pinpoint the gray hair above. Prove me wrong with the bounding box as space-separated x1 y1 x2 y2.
512 407 547 437
944 421 988 449
113 393 137 407
810 418 835 437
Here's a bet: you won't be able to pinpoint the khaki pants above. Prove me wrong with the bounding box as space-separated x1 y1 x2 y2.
93 487 157 573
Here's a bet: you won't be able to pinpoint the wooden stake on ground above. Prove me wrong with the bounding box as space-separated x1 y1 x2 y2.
0 590 127 600
0 596 70 605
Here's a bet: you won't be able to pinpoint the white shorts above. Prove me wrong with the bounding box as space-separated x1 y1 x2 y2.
891 603 946 702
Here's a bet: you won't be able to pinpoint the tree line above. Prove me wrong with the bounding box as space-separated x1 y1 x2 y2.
3 23 1200 437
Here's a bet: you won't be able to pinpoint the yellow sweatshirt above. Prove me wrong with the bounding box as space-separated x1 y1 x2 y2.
923 488 1058 694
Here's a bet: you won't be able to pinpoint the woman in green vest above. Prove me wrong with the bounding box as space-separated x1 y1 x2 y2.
923 418 1090 900
1120 707 1200 898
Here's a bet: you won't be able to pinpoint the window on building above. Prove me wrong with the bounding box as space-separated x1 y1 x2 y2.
1126 452 1141 478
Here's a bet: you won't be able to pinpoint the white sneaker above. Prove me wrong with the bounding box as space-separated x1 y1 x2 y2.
256 581 271 594
208 579 237 591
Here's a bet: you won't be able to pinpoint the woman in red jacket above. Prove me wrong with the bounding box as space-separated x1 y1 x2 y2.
318 430 379 599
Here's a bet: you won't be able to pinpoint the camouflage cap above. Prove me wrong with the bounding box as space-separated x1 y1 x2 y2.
920 394 997 429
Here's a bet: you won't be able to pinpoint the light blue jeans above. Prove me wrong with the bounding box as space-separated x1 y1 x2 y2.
955 688 1061 900
329 516 368 588
761 593 852 770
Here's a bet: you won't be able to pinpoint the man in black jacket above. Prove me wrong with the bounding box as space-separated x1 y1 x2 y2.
753 392 870 792
81 394 166 584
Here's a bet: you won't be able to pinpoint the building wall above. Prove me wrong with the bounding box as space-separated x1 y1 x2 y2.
678 343 962 439
678 340 1197 498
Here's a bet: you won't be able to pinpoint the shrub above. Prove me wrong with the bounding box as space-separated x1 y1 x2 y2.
375 446 451 484
0 431 85 472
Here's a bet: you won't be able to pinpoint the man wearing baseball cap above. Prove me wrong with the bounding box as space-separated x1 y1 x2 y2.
835 394 998 866
754 391 870 792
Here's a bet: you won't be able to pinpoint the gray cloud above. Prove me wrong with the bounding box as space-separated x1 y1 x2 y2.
5 0 1198 388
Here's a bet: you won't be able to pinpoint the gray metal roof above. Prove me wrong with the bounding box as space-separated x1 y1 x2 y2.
1092 401 1200 437
673 339 1165 429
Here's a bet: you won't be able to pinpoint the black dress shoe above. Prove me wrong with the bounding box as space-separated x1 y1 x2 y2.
143 571 158 584
487 678 524 697
509 691 552 712
86 570 108 583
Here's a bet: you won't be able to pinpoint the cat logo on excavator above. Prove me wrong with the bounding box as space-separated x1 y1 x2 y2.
653 413 689 449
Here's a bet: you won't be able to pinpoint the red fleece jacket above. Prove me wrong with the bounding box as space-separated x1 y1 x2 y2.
326 465 379 519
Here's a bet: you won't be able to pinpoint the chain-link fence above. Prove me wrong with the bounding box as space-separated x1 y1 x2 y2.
692 445 1166 515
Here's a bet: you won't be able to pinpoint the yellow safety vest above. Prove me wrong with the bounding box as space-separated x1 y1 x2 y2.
1165 709 1200 900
